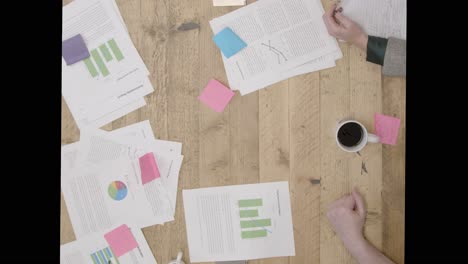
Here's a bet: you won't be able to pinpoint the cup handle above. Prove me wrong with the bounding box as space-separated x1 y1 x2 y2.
368 133 380 143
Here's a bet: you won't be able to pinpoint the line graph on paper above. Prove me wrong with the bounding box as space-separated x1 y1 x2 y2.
261 40 288 65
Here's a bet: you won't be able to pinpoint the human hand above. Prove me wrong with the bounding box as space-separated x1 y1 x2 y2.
322 4 368 50
327 188 395 264
327 187 367 246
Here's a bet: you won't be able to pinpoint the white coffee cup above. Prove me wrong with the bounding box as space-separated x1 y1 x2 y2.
335 120 380 152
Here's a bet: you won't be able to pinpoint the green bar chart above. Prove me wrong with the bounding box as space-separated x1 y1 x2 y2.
238 198 271 239
240 219 271 228
241 229 268 239
240 209 258 218
90 247 120 264
238 198 263 207
99 44 113 62
84 38 125 78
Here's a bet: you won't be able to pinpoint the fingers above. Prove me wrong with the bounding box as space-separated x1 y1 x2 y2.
329 193 355 211
352 187 367 218
327 3 338 17
323 4 341 36
342 195 356 209
335 12 353 28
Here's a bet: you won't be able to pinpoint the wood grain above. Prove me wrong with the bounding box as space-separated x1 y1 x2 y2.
61 0 406 263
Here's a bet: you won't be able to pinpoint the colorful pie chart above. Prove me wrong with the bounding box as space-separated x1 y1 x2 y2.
108 181 128 201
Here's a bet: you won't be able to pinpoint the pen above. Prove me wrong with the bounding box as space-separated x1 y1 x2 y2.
334 6 343 14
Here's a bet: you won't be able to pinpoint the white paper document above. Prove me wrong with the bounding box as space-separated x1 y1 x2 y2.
60 225 157 264
62 0 153 129
340 0 406 40
106 120 156 143
213 0 246 6
62 154 173 238
86 98 147 130
61 121 184 238
210 0 342 95
183 181 295 262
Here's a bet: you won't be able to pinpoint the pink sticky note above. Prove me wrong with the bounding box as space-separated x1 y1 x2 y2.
139 152 160 185
198 79 235 112
104 224 138 257
375 113 401 145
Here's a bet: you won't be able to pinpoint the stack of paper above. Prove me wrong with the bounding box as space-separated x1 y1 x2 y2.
183 181 295 262
62 0 153 129
340 0 406 40
61 120 184 238
61 224 157 264
209 0 342 95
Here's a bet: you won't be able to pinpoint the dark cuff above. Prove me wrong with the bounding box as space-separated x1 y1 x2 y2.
366 35 388 66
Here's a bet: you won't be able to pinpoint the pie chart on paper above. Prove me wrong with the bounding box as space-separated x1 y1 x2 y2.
108 181 128 201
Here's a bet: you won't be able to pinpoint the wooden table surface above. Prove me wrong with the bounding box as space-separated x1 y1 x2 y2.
61 0 406 263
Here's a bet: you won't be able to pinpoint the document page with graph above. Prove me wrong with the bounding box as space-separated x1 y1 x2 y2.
183 181 295 262
60 224 157 264
62 0 153 129
209 0 341 95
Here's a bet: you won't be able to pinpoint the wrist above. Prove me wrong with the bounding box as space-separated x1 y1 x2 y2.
342 234 369 260
353 33 368 51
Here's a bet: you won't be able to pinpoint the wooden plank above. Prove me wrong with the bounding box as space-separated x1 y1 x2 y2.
288 73 321 264
319 42 354 264
348 44 383 251
198 1 232 190
228 0 261 186
132 0 171 263
319 8 354 264
139 0 202 263
136 0 170 139
257 81 290 264
229 92 260 185
382 77 406 264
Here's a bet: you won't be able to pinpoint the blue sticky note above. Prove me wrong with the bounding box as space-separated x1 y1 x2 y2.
212 28 247 58
62 34 90 65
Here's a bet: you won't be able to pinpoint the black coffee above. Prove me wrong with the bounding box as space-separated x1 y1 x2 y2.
338 122 363 147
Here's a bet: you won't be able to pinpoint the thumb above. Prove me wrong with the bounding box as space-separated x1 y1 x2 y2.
335 12 354 28
352 187 366 218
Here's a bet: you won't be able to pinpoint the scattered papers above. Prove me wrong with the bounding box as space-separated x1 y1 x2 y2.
340 0 406 40
62 0 153 129
198 79 235 112
62 34 90 65
61 121 184 238
375 113 401 145
213 28 247 58
183 181 295 262
61 224 157 264
213 0 246 6
209 0 342 95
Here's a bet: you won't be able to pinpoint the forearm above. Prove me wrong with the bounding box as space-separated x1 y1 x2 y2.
344 236 395 264
365 36 406 77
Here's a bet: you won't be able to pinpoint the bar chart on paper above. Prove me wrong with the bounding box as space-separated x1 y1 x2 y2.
83 38 125 78
90 247 120 264
238 198 272 239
